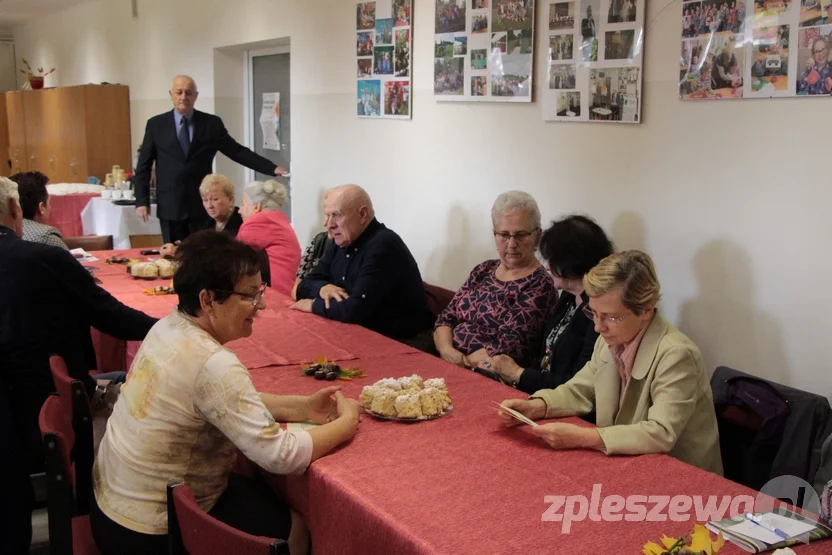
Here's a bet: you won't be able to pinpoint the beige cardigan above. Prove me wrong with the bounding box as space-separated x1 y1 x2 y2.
532 313 723 475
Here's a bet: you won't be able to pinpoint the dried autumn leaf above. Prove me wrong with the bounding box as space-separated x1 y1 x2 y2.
642 540 666 555
689 524 725 554
313 356 328 365
661 534 680 549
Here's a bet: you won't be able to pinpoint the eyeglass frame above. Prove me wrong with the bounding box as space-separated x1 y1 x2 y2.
214 283 268 307
493 228 539 244
581 306 630 325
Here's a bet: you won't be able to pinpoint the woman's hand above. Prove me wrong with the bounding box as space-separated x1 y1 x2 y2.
465 348 491 368
439 347 469 367
304 385 342 424
334 391 360 431
496 398 546 427
160 243 177 258
489 355 524 383
531 422 603 450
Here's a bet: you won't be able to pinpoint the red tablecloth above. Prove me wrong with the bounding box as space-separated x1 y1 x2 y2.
47 193 98 237
87 249 830 555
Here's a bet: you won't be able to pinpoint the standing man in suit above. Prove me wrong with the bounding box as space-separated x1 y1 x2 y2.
134 75 287 243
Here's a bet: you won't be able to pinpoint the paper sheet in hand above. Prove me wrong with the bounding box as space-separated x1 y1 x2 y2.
493 402 539 427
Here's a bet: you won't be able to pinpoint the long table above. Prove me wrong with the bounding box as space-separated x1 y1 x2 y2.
87 250 829 554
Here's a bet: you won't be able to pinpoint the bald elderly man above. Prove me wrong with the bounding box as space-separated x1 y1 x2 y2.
134 75 287 243
293 185 432 341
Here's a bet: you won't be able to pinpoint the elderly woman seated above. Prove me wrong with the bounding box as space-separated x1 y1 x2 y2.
498 250 723 475
434 191 558 370
237 179 301 296
160 173 242 256
10 171 68 250
90 231 360 555
482 215 613 393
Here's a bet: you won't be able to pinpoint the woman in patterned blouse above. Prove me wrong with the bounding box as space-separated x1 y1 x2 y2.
433 191 558 370
481 215 614 392
10 171 68 250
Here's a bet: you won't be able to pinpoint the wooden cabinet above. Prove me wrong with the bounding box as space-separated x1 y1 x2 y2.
4 85 132 182
0 94 8 177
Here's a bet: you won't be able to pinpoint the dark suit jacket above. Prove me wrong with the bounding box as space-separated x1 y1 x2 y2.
134 110 277 222
517 292 598 394
0 226 157 464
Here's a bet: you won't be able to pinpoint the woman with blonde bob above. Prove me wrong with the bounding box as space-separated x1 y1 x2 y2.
160 174 242 257
497 250 723 475
237 179 301 297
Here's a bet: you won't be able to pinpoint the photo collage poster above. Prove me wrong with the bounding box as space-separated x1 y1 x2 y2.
434 0 536 102
679 0 832 99
357 0 413 118
542 0 645 122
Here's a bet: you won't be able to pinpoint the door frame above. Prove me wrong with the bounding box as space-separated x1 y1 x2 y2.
242 46 290 187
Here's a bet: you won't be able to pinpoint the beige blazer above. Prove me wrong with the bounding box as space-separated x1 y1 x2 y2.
532 313 723 475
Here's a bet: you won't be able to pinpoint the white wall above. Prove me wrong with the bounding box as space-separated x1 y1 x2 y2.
12 0 832 397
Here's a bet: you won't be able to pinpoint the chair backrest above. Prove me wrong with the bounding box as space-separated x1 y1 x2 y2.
64 235 114 252
49 355 94 514
167 484 289 555
423 281 455 319
39 395 77 555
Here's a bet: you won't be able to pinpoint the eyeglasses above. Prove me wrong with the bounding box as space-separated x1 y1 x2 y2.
814 47 828 54
216 283 267 307
582 306 629 325
494 229 537 244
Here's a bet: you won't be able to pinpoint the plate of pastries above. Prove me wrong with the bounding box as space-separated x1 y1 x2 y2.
129 259 177 280
359 375 453 422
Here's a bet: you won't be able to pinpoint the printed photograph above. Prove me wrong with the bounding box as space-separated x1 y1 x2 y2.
472 75 489 95
376 18 393 45
604 29 638 60
472 48 489 69
393 0 412 27
492 31 508 52
435 33 456 57
384 81 410 115
608 0 637 23
435 57 465 94
358 58 373 78
549 2 576 30
374 45 394 75
357 32 374 56
436 0 466 33
473 14 489 33
800 0 831 27
556 91 581 116
580 0 600 61
507 28 533 53
749 25 790 93
491 53 531 96
454 35 468 55
357 1 376 30
679 34 744 99
796 25 832 94
474 0 489 8
395 29 411 76
550 34 575 60
492 0 534 32
357 80 381 116
549 63 577 89
754 0 791 15
588 66 640 120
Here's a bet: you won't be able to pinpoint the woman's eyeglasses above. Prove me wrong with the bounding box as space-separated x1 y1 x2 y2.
494 230 536 244
582 306 628 325
216 284 267 307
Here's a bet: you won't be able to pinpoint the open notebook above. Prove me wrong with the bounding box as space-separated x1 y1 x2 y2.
706 509 832 553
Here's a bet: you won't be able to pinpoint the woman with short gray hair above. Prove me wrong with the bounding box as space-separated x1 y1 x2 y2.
237 179 301 296
434 191 557 373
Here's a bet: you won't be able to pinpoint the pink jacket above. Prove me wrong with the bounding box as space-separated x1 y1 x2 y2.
236 210 301 296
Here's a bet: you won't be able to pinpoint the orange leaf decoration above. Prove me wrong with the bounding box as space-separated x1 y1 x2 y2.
643 524 725 555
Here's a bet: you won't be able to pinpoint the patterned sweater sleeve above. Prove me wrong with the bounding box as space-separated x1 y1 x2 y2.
434 262 485 329
193 350 314 475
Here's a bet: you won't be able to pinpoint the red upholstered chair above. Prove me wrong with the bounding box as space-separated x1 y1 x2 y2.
423 281 455 319
49 355 95 514
38 395 101 555
167 484 290 555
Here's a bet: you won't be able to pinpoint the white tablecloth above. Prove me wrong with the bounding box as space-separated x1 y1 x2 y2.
81 198 161 250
